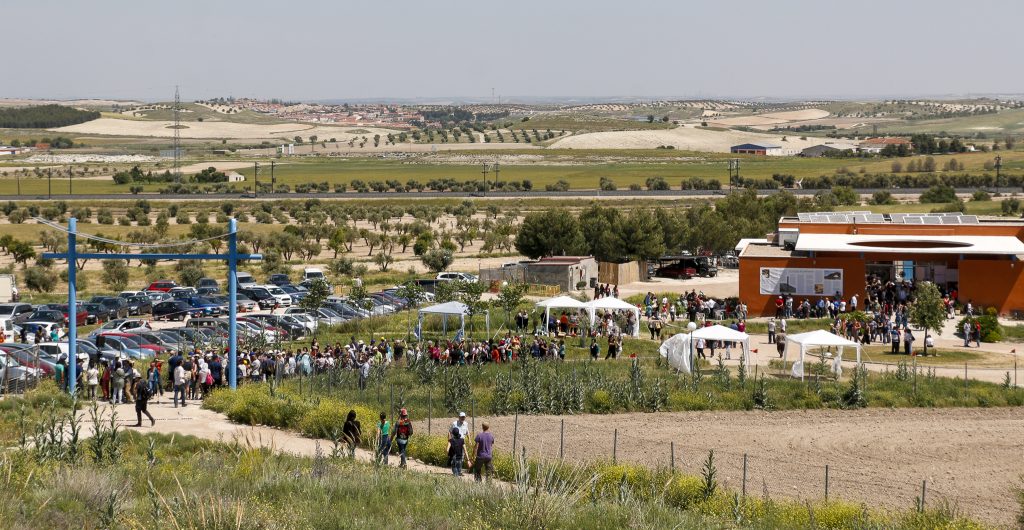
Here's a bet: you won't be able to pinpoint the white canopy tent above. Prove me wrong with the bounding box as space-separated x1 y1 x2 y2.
583 297 641 337
535 296 587 335
659 332 693 373
783 329 861 380
416 301 489 340
689 324 751 372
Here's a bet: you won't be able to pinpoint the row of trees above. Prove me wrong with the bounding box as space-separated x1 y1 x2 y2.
0 105 99 128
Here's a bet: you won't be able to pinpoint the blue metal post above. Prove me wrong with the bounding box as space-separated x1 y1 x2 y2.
228 218 238 389
67 217 77 395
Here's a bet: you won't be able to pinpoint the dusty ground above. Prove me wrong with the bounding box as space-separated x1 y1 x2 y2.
549 124 828 152
710 108 831 127
457 408 1023 527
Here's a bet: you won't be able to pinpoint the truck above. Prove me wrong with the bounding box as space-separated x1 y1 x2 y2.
0 274 16 303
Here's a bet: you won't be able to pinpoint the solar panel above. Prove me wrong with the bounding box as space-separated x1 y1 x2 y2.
940 217 960 225
810 215 830 222
903 217 923 224
798 213 811 221
890 213 906 223
921 216 943 224
828 215 849 223
961 215 979 224
865 214 886 223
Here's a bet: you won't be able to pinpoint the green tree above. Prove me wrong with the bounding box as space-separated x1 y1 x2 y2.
101 259 130 291
9 240 36 266
494 281 528 328
373 251 394 272
24 267 57 293
515 209 586 259
421 248 454 273
300 279 331 335
909 281 945 356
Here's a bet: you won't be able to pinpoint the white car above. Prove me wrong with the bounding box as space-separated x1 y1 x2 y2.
88 318 151 337
119 290 148 299
263 285 292 307
436 272 478 282
0 353 41 385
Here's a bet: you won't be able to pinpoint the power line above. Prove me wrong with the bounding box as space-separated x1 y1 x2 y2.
33 217 233 249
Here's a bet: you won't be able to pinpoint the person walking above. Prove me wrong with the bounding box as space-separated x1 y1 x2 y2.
963 321 972 348
172 361 187 407
775 331 786 358
448 427 470 477
111 363 125 404
903 328 915 356
767 319 776 344
589 338 599 360
473 422 495 482
86 364 99 399
450 411 469 441
890 326 901 354
376 412 392 466
393 408 413 469
343 410 362 459
131 376 155 427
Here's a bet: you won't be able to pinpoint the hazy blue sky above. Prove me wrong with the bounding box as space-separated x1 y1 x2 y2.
4 0 1022 102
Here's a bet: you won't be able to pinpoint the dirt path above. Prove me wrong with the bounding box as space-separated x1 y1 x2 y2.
456 408 1023 527
78 401 474 481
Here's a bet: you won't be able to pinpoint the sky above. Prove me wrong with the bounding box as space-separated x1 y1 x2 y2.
4 0 1023 102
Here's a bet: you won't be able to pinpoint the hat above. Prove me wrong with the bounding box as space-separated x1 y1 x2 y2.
458 411 466 418
400 408 407 416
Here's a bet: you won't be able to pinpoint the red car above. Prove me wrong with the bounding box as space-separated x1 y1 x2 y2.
57 303 89 326
146 280 178 292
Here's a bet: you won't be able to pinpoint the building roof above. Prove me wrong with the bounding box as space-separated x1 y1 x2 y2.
735 238 769 253
794 233 1024 256
731 143 781 150
860 137 911 145
531 256 594 266
739 242 797 258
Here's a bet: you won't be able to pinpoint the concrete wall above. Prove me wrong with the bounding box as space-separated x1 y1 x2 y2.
525 258 598 292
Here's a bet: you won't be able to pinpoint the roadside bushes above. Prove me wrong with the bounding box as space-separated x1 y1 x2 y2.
957 314 1003 342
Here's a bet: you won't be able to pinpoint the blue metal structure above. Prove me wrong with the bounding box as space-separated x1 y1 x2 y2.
42 218 261 393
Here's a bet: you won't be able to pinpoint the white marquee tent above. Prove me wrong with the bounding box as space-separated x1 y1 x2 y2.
690 324 751 372
583 297 641 337
784 329 861 380
535 296 587 335
416 301 489 339
659 332 693 373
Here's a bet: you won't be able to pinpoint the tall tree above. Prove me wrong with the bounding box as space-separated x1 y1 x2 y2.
909 281 945 356
515 208 586 259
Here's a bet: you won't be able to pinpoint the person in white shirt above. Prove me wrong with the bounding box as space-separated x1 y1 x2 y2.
450 411 469 441
86 366 99 399
173 363 187 407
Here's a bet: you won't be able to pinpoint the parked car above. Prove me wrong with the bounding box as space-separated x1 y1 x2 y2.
21 321 65 342
303 267 326 282
89 318 151 337
124 295 153 316
264 285 292 307
197 286 219 296
0 303 34 323
240 286 276 310
235 272 257 288
268 273 291 286
90 297 130 319
93 334 152 359
100 332 166 355
279 284 308 304
197 277 219 290
24 309 66 325
153 300 202 321
170 286 198 299
1 344 56 376
81 302 106 324
184 296 224 316
146 280 178 292
53 304 89 326
0 352 41 387
285 307 345 327
146 291 173 304
246 314 306 338
437 272 478 282
118 290 148 300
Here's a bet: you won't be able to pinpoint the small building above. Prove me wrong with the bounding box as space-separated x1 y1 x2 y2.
524 256 598 292
225 171 245 183
799 145 842 158
858 137 911 154
738 211 1024 316
0 146 24 156
731 143 783 156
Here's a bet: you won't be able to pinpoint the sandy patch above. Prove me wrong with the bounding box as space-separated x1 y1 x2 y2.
712 108 830 127
549 125 829 153
51 118 401 140
449 407 1023 526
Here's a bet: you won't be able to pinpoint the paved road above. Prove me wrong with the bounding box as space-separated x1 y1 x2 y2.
1 187 1017 202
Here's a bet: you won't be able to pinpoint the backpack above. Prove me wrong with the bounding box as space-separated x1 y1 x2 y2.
136 382 151 402
396 420 412 439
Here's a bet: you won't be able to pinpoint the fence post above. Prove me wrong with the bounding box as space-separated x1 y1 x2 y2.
613 429 618 463
512 412 519 456
919 480 927 512
670 441 675 473
912 357 917 396
742 453 748 497
1015 355 1018 388
559 419 565 459
427 388 432 436
825 465 830 502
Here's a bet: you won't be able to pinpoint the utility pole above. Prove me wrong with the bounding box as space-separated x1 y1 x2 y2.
995 155 1002 180
69 166 73 195
481 163 489 189
16 170 20 196
270 160 275 192
253 162 259 198
493 161 500 187
47 168 52 199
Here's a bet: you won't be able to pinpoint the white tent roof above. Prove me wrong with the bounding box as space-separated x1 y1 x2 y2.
786 329 859 348
690 324 749 341
584 297 637 311
417 301 469 315
536 295 586 309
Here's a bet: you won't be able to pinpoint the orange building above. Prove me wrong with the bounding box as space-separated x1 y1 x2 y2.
737 212 1024 316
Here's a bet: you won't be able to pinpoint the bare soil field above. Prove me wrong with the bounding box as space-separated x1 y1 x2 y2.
548 124 828 152
465 408 1023 527
711 108 831 127
51 118 400 140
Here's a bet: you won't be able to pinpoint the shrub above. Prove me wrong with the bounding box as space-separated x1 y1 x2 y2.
587 389 613 413
958 315 1002 342
919 184 957 204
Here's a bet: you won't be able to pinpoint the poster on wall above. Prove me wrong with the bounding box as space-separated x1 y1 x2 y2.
759 267 843 297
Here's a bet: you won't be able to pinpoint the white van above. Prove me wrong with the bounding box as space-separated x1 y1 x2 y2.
303 268 325 282
235 272 257 288
0 318 15 343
